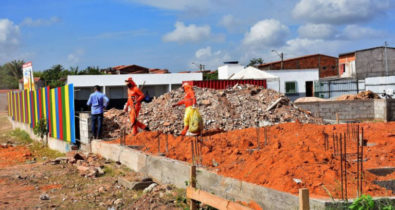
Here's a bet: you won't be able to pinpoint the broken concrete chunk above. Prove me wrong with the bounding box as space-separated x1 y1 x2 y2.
143 183 158 193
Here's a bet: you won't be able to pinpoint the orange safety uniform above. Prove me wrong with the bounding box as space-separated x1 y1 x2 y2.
124 78 147 135
175 83 196 135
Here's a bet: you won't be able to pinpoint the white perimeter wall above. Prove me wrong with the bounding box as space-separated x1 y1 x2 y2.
365 75 395 94
266 69 319 94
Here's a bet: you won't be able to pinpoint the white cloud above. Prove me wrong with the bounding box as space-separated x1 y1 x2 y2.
340 25 384 40
195 46 212 58
293 0 392 24
218 14 240 32
191 46 231 70
67 49 84 64
0 19 20 63
242 19 289 48
21 16 60 27
281 38 342 58
298 24 336 40
162 21 211 43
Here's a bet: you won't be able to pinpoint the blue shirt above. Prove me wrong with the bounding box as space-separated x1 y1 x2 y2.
87 91 109 114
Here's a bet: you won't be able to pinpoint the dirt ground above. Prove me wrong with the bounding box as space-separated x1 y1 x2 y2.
110 121 395 199
0 113 189 209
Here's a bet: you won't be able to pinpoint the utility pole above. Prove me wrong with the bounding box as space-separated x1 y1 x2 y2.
384 41 389 76
272 50 284 69
192 62 206 71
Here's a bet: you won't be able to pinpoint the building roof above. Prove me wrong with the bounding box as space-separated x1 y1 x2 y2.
18 77 41 83
258 54 338 68
339 46 395 57
230 66 279 80
149 68 169 74
0 89 18 93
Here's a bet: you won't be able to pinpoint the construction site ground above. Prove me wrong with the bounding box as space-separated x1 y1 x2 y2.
109 120 395 199
0 113 189 209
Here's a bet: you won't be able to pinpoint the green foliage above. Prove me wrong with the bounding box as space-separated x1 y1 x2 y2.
0 60 24 89
203 71 218 80
383 205 394 210
10 129 33 144
78 66 103 75
247 58 264 67
40 65 103 88
33 118 49 140
349 195 375 210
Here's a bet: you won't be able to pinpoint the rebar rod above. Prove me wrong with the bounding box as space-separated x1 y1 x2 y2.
344 131 348 201
340 133 344 200
361 127 364 195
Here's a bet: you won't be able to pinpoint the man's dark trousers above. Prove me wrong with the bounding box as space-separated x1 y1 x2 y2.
91 113 103 139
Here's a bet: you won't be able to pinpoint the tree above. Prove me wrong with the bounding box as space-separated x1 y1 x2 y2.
247 58 264 67
78 66 102 75
41 64 67 88
0 60 24 89
203 71 218 80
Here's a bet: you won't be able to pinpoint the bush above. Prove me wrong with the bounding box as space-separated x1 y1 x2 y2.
33 118 49 141
349 195 375 210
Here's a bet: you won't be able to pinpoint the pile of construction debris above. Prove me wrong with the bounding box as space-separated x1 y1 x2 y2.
102 109 131 139
336 90 380 100
47 152 106 178
103 85 322 137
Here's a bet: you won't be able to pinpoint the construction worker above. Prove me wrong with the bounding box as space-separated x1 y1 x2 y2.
124 77 149 135
172 82 197 136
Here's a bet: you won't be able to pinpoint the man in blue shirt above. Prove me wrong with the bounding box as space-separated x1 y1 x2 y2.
87 85 109 139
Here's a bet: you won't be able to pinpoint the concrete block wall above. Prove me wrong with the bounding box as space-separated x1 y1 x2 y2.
90 140 336 210
9 118 72 153
79 112 91 144
295 99 391 121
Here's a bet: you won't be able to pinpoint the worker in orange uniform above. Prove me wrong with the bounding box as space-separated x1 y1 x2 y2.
172 82 197 136
124 77 149 135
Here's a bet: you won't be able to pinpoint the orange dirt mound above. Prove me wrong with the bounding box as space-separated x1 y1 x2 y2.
109 122 395 198
0 146 31 168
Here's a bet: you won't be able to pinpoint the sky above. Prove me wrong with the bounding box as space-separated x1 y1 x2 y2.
1 0 395 72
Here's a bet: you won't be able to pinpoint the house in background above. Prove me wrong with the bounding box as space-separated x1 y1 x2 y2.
218 62 319 101
103 64 149 74
339 46 395 79
257 54 338 78
18 77 44 90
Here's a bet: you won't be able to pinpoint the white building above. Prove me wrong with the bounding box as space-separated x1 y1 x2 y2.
67 73 203 110
265 69 319 100
218 62 244 79
219 62 319 100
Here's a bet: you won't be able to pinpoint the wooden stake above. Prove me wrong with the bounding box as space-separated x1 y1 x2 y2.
299 188 310 210
264 127 268 146
165 134 169 154
336 113 339 124
190 165 198 210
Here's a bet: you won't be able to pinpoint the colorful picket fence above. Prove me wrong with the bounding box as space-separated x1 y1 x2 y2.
7 84 76 143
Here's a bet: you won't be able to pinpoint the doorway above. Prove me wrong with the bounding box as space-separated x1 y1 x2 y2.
305 81 313 97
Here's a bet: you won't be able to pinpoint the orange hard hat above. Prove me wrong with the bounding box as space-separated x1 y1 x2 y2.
182 82 192 87
125 77 136 86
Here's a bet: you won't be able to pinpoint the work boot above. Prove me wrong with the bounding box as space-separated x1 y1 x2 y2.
144 126 150 131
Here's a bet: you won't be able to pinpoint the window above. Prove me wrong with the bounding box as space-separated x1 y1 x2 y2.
332 65 336 69
285 81 297 94
322 66 327 70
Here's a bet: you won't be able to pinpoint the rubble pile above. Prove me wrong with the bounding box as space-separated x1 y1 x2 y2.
336 90 380 100
103 85 322 136
102 109 131 138
48 152 106 178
